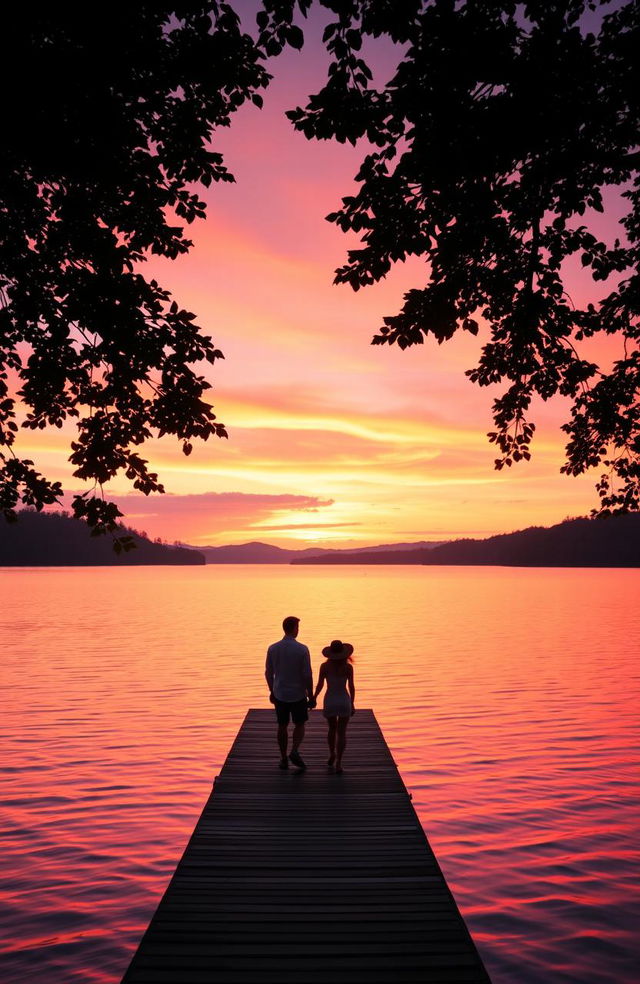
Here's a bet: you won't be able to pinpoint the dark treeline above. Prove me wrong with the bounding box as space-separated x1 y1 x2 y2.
4 511 638 568
291 515 640 567
0 511 205 566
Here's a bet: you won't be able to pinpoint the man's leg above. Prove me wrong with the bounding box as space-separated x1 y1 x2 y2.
291 722 305 753
289 701 308 769
277 723 288 760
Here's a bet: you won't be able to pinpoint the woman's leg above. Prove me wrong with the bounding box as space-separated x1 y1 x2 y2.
335 716 349 772
327 716 337 764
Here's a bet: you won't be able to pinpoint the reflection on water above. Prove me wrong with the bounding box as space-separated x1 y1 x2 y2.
1 565 639 983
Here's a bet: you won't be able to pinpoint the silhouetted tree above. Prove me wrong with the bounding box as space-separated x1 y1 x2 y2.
0 4 276 536
2 1 638 538
274 0 639 512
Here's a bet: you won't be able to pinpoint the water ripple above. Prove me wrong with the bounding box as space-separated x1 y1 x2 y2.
1 565 639 983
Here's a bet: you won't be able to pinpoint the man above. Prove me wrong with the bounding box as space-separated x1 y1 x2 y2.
265 615 315 770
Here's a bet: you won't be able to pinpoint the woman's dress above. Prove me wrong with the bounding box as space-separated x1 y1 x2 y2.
323 666 351 719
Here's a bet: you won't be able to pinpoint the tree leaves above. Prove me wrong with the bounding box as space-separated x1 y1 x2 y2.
0 5 271 534
287 25 305 49
2 0 638 539
282 0 640 513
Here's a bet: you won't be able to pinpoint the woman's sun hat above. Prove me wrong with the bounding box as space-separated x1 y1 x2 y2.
322 639 354 660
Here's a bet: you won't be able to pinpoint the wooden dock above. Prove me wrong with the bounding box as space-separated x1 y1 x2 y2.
122 709 491 983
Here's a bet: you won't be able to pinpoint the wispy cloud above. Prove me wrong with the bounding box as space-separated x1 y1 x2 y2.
252 522 360 532
57 490 335 544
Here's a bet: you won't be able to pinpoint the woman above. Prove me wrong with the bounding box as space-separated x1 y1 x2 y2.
313 639 355 774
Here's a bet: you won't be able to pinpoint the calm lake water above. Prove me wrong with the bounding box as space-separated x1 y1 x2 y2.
1 565 639 983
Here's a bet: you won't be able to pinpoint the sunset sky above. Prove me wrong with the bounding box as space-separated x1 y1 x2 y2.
24 7 627 548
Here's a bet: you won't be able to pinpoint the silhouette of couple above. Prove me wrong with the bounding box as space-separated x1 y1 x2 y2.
265 616 355 774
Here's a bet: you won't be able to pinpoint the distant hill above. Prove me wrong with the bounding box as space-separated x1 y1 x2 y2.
196 541 316 564
194 539 444 564
291 514 640 567
0 510 205 566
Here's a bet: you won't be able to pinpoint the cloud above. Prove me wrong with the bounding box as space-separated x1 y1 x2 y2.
114 490 333 515
60 489 336 544
252 522 360 532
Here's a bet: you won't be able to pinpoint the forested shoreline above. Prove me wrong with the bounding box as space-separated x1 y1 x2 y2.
0 511 204 566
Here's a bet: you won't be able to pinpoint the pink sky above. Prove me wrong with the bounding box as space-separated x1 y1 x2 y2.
20 9 629 547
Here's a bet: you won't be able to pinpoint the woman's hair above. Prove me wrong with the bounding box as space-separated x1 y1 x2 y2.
326 654 352 675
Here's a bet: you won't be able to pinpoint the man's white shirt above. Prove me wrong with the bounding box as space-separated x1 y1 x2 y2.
266 636 312 702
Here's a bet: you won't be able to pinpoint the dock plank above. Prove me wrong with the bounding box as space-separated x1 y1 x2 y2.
122 709 490 983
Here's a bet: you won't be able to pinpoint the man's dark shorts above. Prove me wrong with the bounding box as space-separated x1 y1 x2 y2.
274 698 308 726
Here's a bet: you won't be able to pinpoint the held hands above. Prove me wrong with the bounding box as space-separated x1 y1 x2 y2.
307 697 317 710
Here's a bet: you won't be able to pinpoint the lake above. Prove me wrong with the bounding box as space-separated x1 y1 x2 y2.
1 565 639 983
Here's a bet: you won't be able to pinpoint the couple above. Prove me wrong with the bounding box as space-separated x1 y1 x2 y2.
265 615 355 774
